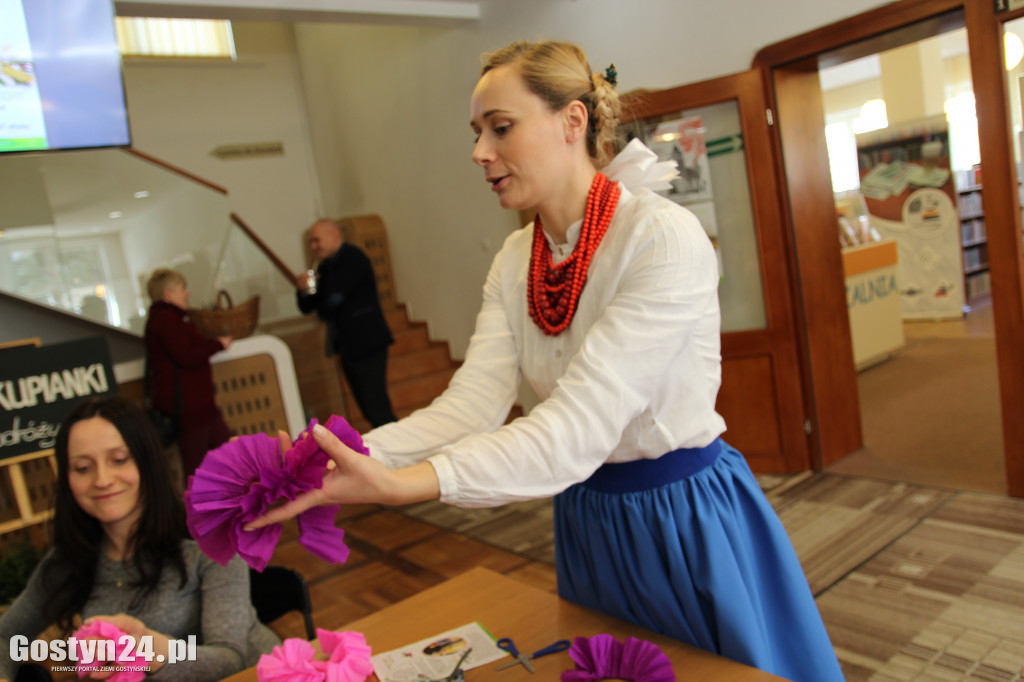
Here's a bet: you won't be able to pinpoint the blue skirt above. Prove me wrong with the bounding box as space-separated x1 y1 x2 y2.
553 440 844 682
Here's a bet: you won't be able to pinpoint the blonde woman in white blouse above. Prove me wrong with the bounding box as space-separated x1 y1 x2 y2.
250 40 844 682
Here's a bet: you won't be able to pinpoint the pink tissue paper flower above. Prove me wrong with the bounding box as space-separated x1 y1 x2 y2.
72 620 147 682
185 415 369 571
257 629 373 682
561 634 674 682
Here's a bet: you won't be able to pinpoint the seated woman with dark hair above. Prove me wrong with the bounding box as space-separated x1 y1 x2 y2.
0 396 279 682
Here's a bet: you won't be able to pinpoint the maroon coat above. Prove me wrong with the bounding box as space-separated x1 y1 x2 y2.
144 301 226 424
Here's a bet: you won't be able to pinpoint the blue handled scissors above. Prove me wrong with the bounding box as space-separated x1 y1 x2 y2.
495 637 571 673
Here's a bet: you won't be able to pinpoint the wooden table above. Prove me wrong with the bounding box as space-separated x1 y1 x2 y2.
222 567 786 681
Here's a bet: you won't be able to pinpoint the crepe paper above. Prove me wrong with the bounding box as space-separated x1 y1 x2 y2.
185 415 369 571
256 630 373 682
316 629 375 680
256 638 324 682
560 634 674 682
72 620 147 682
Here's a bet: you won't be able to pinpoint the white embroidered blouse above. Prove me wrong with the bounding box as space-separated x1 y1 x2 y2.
364 144 726 508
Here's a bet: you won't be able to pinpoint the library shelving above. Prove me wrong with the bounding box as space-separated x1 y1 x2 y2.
957 183 991 304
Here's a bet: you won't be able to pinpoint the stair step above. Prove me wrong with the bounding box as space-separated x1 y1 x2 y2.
347 396 518 435
340 367 456 413
385 305 410 332
390 368 457 410
278 326 326 355
391 324 431 355
266 302 515 437
387 343 452 383
282 335 450 382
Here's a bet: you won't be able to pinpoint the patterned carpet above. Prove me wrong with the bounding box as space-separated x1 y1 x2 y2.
399 472 1024 681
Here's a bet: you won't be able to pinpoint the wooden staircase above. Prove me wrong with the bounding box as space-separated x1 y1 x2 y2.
259 215 521 435
262 304 460 433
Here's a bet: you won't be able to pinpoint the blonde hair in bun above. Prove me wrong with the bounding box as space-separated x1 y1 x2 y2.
482 40 623 168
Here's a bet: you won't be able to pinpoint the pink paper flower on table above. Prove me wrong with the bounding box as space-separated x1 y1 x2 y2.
256 630 373 682
561 634 674 682
185 415 370 571
256 638 324 682
72 620 147 682
314 629 373 681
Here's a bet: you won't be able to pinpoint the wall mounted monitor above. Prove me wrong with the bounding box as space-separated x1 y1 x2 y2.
0 0 131 153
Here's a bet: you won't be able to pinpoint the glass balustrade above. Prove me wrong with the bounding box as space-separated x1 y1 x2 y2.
0 147 295 336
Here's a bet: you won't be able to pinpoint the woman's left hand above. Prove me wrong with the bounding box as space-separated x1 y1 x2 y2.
244 423 441 530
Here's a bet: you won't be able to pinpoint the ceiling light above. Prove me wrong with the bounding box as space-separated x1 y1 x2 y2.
134 190 149 198
109 211 123 219
1006 31 1023 71
852 99 888 134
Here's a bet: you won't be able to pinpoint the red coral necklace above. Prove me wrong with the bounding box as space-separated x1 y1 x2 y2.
528 172 620 336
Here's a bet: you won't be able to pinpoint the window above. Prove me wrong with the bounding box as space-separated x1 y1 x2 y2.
115 17 235 59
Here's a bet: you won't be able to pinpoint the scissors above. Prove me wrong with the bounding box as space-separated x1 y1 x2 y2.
495 637 571 673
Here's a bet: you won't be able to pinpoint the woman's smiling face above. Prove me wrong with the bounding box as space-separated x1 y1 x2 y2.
470 64 571 212
67 416 142 531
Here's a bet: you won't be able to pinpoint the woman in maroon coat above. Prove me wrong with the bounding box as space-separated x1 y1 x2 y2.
144 269 232 481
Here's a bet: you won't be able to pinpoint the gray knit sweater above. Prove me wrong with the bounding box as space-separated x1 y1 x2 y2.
0 540 280 681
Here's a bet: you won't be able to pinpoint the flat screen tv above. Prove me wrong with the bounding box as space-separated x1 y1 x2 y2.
0 0 130 153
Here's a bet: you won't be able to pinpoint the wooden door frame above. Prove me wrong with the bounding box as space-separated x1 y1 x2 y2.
622 70 812 472
754 0 1024 496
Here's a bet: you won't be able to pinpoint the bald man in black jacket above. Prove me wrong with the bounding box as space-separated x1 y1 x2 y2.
297 219 397 427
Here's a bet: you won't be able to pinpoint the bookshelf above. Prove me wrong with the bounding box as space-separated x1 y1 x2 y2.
957 179 991 304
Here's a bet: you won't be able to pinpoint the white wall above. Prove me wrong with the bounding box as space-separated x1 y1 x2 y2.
122 21 321 271
120 0 895 358
288 0 893 356
293 22 506 355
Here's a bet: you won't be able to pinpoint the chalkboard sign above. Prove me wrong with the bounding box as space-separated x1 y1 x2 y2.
0 337 117 461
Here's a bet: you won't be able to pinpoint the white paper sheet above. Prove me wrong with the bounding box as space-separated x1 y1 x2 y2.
370 622 507 682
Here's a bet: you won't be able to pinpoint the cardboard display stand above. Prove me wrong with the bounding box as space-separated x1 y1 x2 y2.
842 239 905 369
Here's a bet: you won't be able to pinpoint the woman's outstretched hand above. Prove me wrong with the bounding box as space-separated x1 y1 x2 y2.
244 423 440 531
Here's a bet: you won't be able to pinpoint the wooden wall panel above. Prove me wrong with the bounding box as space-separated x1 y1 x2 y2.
717 355 784 469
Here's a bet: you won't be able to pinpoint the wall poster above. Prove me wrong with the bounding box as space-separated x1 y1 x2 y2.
643 116 723 277
856 115 965 320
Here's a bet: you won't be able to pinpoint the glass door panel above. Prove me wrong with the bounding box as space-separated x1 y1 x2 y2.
626 100 767 332
621 70 811 471
1006 18 1024 245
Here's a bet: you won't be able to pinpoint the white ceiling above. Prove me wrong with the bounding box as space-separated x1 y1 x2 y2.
113 0 482 24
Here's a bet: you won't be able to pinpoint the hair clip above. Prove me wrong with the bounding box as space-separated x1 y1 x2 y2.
604 64 618 87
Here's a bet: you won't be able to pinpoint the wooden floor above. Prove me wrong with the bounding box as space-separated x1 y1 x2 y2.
263 504 560 642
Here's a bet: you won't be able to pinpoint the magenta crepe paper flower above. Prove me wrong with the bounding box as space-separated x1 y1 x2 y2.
257 629 373 682
560 634 674 682
73 620 147 682
185 415 370 571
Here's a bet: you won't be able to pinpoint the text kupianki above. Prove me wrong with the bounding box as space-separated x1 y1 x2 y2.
0 364 110 411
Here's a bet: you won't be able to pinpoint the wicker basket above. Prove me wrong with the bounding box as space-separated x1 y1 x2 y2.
188 290 260 340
